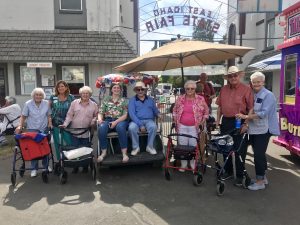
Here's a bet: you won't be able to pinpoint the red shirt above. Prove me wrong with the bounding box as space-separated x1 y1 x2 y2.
197 82 215 106
216 83 254 117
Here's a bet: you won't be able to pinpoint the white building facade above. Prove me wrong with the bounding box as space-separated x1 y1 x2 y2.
0 0 138 106
226 0 298 100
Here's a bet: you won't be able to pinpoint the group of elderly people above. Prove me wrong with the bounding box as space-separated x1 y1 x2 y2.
3 66 279 191
12 80 160 177
173 66 279 192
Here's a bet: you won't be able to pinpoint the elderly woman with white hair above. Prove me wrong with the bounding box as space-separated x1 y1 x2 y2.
15 88 52 177
172 80 209 172
61 86 98 173
0 96 21 146
236 71 280 191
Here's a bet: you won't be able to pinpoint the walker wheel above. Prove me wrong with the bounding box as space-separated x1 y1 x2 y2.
193 173 203 186
54 162 62 176
11 172 16 187
42 171 48 183
60 171 68 184
242 174 251 188
217 181 225 196
164 168 171 181
19 164 25 177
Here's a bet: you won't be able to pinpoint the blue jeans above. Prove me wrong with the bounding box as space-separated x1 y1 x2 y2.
98 119 128 151
128 119 157 149
31 156 49 170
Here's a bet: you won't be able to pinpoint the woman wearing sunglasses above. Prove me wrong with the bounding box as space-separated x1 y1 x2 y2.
172 80 209 172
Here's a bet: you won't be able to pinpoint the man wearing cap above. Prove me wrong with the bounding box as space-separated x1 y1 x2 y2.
196 73 216 113
216 66 254 186
128 81 160 155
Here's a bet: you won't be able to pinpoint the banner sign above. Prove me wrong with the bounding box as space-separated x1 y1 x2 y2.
279 105 300 148
145 6 220 34
288 12 300 39
27 62 52 68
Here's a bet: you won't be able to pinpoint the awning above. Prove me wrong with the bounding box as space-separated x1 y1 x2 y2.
248 53 281 71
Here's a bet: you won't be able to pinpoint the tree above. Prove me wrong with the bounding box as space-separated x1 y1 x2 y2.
192 21 214 42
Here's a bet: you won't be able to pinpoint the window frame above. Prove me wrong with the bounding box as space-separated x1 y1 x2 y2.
283 54 297 105
266 19 275 48
20 66 37 95
59 0 82 12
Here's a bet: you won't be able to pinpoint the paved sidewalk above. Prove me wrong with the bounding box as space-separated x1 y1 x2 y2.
0 139 300 225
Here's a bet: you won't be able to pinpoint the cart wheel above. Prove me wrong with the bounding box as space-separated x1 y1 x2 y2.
11 172 17 187
60 171 68 184
217 181 225 196
164 168 171 181
42 171 48 183
91 163 97 181
193 173 203 186
242 174 251 188
19 164 25 177
54 163 62 176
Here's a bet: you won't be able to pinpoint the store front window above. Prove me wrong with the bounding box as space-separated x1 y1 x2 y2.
62 66 85 95
20 66 36 95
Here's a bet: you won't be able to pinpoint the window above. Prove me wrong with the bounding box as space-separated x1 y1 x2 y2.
284 54 297 104
20 66 36 95
60 0 82 11
266 19 275 47
62 66 85 95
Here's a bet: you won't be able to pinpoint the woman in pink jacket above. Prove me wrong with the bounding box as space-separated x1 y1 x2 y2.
172 80 209 171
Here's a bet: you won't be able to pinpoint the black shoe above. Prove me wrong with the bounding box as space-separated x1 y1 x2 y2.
220 172 233 181
72 167 79 174
234 178 243 187
82 167 88 173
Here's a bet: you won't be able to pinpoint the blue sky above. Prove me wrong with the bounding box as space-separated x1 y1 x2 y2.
139 0 231 55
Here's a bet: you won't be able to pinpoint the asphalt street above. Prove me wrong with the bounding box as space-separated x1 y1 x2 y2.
0 138 300 225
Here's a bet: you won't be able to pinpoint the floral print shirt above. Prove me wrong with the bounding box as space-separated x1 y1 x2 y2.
99 96 128 119
172 94 209 132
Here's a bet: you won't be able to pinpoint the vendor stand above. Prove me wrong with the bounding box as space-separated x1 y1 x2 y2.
273 2 300 157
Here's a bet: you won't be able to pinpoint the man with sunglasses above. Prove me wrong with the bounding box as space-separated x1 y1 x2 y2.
216 66 254 186
128 81 161 156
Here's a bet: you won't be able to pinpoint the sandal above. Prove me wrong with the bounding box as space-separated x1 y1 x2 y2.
122 154 129 163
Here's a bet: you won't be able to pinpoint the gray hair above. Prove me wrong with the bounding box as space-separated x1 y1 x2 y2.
184 80 197 89
250 71 265 82
5 96 16 104
79 86 93 95
31 88 46 99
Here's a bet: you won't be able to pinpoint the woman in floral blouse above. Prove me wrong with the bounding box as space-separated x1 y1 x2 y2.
172 80 209 171
97 83 129 163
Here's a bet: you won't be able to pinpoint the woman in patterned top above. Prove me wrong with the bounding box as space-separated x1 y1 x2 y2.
173 80 209 172
49 80 75 160
97 83 129 163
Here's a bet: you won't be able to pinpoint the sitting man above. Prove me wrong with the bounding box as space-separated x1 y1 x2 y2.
0 96 21 146
128 81 161 155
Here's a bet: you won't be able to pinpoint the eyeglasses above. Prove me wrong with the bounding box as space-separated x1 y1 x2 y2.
227 73 239 79
185 88 195 91
136 88 145 92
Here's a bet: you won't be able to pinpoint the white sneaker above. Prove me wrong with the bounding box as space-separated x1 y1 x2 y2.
248 182 265 191
31 170 37 177
131 147 140 156
146 146 157 155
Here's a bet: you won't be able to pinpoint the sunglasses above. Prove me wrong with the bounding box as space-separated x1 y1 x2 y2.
227 73 239 79
136 88 145 92
185 88 195 91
